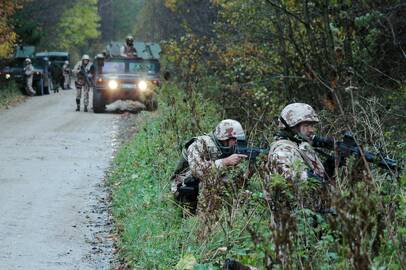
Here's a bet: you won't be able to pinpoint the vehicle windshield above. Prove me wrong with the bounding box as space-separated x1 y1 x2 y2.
103 61 126 73
49 56 68 62
102 60 159 74
129 61 159 74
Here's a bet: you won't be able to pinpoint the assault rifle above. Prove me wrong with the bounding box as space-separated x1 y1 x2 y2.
235 144 269 163
224 258 253 270
79 65 94 87
312 131 398 171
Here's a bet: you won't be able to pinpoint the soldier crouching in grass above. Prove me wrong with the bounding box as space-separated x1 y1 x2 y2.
171 119 251 223
265 103 332 265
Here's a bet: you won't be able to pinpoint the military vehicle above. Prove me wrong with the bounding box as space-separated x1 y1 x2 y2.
35 52 70 91
0 46 52 95
2 46 35 86
93 41 161 113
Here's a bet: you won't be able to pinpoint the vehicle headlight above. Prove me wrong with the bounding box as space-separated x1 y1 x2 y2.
138 80 148 91
108 80 118 90
5 74 11 79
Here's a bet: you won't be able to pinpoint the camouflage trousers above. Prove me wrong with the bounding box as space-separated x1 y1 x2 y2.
26 76 35 95
75 81 90 107
63 74 70 89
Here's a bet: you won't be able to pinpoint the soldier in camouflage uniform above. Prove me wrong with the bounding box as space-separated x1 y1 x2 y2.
171 119 248 214
62 60 71 89
73 55 94 112
120 35 138 58
267 103 328 211
23 58 35 96
266 103 330 265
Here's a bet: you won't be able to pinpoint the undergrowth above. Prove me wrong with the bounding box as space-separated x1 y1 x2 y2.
0 81 25 109
109 82 406 269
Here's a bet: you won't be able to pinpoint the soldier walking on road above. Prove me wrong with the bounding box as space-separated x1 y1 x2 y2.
73 55 94 112
50 61 63 93
24 58 35 96
63 61 71 89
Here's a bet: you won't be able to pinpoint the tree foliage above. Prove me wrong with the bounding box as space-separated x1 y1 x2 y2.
0 0 24 57
56 0 100 50
98 0 144 41
119 0 406 269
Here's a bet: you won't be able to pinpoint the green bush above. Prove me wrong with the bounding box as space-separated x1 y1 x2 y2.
0 80 24 109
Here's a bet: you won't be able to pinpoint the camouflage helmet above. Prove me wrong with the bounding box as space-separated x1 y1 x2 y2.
279 103 319 128
25 58 31 63
214 119 245 141
126 35 134 43
82 54 90 61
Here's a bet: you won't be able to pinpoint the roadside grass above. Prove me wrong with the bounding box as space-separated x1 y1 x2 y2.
0 81 25 109
109 83 222 269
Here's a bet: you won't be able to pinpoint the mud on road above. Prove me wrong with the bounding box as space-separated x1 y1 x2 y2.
0 90 141 269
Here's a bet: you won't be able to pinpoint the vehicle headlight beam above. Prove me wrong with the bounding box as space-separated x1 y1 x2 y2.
138 80 148 91
108 80 118 90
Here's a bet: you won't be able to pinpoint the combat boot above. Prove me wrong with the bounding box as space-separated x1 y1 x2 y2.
84 106 88 112
76 99 80 111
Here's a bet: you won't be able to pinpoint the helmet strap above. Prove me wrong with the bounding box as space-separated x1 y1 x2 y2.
279 117 308 143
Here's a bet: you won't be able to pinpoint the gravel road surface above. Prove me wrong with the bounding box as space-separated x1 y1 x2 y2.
0 90 123 269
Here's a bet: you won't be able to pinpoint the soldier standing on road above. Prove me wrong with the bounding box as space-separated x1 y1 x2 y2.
62 60 71 89
24 58 35 96
73 55 94 112
50 61 63 93
171 119 249 215
120 35 138 58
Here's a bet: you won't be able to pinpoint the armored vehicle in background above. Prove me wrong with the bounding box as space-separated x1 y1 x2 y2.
35 52 70 91
1 46 49 95
3 46 36 86
93 42 161 113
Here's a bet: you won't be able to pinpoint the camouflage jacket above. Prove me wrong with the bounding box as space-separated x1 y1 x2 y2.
120 44 137 58
171 134 224 194
267 135 327 211
63 64 70 75
24 64 33 77
73 61 93 84
186 134 225 180
267 137 325 182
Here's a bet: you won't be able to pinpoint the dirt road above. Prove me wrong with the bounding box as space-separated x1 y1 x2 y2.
0 90 122 269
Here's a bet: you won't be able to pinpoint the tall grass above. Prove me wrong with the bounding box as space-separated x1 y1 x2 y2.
0 81 25 109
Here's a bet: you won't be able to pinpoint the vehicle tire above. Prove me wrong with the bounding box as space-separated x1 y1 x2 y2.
36 78 44 96
145 97 158 111
93 89 105 113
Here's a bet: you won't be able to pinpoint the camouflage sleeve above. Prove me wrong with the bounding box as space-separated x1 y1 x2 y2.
24 65 33 76
187 139 224 180
72 62 81 75
267 144 308 181
120 46 127 57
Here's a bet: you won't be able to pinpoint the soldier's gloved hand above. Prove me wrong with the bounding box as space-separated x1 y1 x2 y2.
222 154 247 167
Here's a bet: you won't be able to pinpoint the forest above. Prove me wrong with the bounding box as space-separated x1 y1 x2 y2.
1 0 405 269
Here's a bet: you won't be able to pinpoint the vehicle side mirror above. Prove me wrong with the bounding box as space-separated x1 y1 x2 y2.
95 55 104 70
